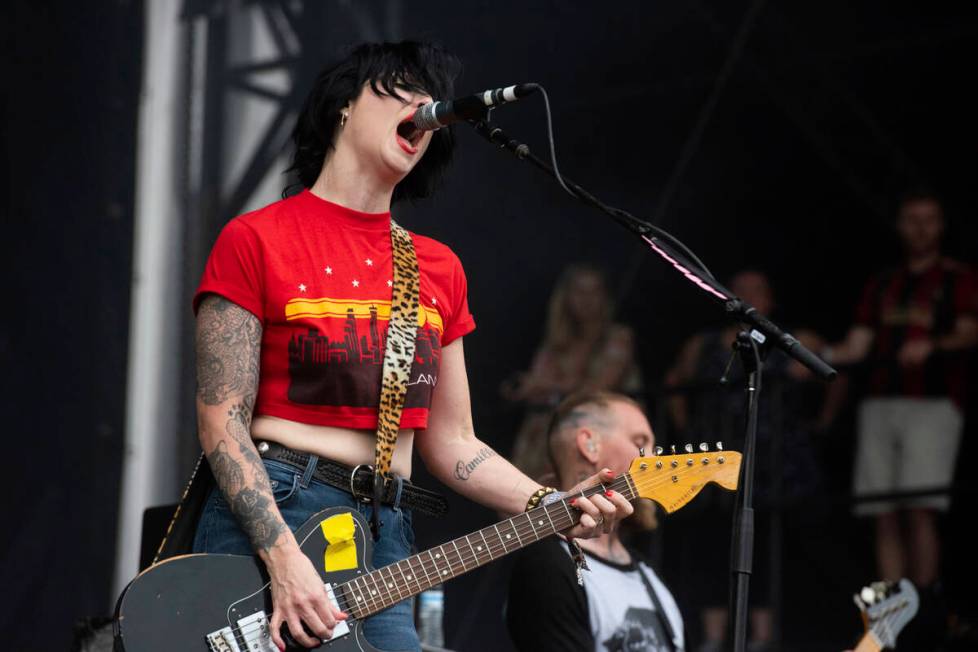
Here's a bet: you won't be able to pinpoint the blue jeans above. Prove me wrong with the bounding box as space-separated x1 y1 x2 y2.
193 457 420 652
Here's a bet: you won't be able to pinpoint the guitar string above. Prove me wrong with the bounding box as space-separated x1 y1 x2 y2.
222 466 718 643
860 596 909 649
229 475 631 637
347 460 734 615
365 457 738 617
221 477 611 642
223 463 725 641
337 473 649 616
221 461 730 640
873 606 903 648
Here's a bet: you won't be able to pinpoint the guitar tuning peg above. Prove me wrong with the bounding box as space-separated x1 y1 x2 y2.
716 441 724 451
861 586 876 605
684 443 694 453
670 445 677 455
699 442 709 452
638 447 645 457
654 446 664 456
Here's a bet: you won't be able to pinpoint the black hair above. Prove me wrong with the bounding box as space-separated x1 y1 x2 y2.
285 41 462 203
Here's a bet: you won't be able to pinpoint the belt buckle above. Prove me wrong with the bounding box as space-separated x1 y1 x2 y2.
350 464 373 503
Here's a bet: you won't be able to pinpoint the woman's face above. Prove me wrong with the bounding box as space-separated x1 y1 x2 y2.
341 83 435 184
566 272 607 322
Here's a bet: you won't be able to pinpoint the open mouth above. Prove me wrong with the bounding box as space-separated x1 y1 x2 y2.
396 113 422 152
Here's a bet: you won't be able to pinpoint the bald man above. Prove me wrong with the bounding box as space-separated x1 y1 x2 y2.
506 391 684 652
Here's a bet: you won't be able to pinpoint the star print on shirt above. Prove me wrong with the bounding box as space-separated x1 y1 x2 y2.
387 279 393 287
365 258 373 266
352 280 360 288
324 266 333 275
431 297 437 305
298 283 307 292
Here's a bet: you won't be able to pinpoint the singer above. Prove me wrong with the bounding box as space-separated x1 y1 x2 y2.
191 40 633 651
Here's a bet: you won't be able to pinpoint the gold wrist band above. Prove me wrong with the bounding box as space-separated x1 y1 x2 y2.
525 486 558 512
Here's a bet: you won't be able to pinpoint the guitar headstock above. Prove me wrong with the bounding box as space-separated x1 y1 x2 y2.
854 579 919 649
627 442 741 513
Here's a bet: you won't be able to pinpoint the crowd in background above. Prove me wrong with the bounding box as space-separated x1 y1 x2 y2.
500 189 977 651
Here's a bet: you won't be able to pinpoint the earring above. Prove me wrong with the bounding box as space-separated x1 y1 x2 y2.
340 111 349 127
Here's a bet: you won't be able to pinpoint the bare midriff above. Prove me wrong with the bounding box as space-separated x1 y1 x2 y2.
251 415 416 479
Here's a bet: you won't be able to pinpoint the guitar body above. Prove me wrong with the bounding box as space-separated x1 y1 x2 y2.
114 507 382 652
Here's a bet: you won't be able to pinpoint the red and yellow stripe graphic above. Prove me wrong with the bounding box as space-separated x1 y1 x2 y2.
285 297 443 333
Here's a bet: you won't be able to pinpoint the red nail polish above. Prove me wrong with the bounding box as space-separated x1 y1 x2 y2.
570 498 577 506
605 490 613 497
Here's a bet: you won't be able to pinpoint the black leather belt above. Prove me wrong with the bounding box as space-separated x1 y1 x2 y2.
256 441 448 517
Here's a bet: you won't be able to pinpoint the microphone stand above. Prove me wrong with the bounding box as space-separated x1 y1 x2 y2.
469 116 836 652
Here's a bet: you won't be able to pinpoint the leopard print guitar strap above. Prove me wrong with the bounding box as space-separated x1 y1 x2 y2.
370 219 420 535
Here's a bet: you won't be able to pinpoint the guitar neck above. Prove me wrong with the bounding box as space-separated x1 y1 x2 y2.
854 633 883 652
338 474 637 618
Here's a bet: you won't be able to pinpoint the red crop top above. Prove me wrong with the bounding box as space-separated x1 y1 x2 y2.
193 190 476 429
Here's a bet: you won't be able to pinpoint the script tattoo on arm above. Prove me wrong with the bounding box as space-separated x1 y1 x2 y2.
197 295 287 552
454 446 498 481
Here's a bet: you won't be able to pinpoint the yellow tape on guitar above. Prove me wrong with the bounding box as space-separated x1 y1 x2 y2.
319 513 358 571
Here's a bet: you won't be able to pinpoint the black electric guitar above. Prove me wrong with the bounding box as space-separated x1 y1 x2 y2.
114 446 740 651
851 579 919 651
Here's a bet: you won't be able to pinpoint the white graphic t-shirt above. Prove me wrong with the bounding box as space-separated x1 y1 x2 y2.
506 537 685 652
568 542 685 652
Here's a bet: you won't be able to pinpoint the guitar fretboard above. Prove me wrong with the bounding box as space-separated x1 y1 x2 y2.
336 474 637 618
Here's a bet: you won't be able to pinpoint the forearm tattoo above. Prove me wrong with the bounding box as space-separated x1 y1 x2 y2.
207 437 287 551
198 297 286 552
454 447 497 481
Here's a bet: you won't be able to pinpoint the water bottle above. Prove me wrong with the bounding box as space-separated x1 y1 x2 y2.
417 587 444 647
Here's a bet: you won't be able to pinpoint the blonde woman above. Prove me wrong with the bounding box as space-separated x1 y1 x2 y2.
504 264 642 481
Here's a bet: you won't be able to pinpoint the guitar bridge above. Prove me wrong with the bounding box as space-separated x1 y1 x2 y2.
205 627 242 652
205 583 349 651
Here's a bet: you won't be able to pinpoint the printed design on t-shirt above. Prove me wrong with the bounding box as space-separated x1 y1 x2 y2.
285 296 442 408
602 607 671 652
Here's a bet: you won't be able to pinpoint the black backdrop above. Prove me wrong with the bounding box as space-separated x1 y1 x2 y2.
2 2 141 650
2 1 977 650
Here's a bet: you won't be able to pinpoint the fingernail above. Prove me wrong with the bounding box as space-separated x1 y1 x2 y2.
605 490 613 497
338 611 348 619
570 498 577 507
604 469 614 476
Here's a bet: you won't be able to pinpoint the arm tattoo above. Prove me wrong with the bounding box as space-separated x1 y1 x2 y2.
205 403 287 552
207 441 244 495
454 447 497 481
195 295 262 406
228 402 266 479
207 439 287 551
197 295 285 551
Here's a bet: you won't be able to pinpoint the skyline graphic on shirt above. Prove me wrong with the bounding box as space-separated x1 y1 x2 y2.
286 301 442 408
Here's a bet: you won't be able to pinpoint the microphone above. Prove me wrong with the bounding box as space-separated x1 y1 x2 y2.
408 83 539 133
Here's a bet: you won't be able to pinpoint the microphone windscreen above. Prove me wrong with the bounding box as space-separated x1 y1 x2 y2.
413 102 446 131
